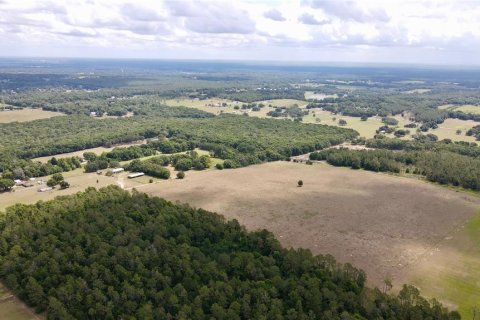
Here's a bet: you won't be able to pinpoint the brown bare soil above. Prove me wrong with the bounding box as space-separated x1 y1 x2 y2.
137 161 480 288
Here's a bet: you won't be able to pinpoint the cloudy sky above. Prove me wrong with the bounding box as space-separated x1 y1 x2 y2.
1 0 480 65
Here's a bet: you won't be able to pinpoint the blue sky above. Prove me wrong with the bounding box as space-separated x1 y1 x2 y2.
1 0 480 65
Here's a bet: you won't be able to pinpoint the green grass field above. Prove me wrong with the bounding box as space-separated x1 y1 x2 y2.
0 108 63 123
438 104 480 114
302 110 407 138
304 91 338 100
429 118 477 142
410 212 480 319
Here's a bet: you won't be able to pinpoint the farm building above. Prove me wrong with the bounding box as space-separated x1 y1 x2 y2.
38 187 53 192
128 172 145 179
20 181 33 187
111 168 124 174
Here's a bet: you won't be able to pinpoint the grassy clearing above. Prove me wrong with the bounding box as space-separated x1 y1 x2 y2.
163 98 307 118
403 89 431 94
455 105 480 114
259 98 307 107
429 118 477 142
304 91 338 100
164 98 245 116
302 110 407 138
0 108 64 123
438 104 480 114
32 141 147 163
409 212 480 319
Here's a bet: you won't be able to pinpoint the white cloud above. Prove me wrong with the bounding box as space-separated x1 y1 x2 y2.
0 0 479 65
298 13 328 25
264 8 286 21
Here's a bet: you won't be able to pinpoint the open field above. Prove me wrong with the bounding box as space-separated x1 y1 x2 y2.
0 108 63 123
455 105 480 114
164 98 307 117
439 104 480 114
32 140 147 163
135 162 480 294
304 91 337 100
302 110 407 138
0 283 41 320
429 118 477 142
403 88 431 94
406 213 480 318
259 98 307 107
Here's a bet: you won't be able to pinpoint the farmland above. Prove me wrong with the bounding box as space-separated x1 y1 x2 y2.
0 108 63 123
429 118 478 142
302 110 407 138
439 104 480 114
32 140 147 163
135 160 480 316
2 59 480 318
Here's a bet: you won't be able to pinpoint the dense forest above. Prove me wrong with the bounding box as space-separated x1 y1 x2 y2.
0 113 357 184
0 186 460 319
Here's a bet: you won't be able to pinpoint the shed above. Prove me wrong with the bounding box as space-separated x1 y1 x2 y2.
128 172 145 179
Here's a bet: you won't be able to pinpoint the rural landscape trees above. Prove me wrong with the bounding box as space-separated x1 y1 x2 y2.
0 187 460 319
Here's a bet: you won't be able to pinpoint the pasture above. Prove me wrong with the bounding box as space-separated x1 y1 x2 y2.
302 110 407 138
0 108 63 123
136 161 480 317
429 118 477 142
164 98 307 117
304 91 338 100
407 213 480 318
32 140 147 163
439 104 480 114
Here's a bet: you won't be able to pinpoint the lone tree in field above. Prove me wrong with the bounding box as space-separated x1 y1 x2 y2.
338 119 347 126
298 180 303 187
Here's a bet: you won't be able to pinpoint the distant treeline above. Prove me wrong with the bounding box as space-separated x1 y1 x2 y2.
310 147 480 190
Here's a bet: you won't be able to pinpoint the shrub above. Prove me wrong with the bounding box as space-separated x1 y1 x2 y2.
59 181 70 189
176 171 185 179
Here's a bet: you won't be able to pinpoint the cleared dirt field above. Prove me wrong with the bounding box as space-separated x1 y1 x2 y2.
0 283 41 320
0 108 63 123
137 162 480 294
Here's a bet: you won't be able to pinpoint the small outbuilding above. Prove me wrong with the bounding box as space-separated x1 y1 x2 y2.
128 172 145 179
111 168 125 174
